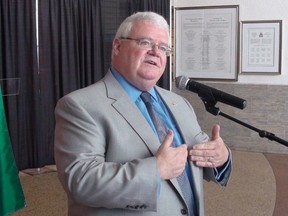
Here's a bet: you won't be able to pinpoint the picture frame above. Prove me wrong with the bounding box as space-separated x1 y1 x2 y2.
241 20 282 74
173 5 239 81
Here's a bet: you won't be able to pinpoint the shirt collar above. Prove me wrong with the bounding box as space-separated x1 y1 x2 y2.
111 67 158 102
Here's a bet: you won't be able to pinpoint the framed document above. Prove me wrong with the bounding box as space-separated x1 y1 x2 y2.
241 20 282 74
173 5 239 80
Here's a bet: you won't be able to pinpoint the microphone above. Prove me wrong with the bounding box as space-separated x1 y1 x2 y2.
176 76 247 110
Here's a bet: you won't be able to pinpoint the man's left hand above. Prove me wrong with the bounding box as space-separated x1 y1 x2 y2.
189 124 229 168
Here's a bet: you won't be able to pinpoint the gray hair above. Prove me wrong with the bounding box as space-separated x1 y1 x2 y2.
114 11 170 39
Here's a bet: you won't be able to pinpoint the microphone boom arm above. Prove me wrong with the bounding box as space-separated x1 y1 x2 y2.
198 87 288 147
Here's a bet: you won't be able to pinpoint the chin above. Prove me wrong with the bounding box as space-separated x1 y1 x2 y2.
142 69 163 79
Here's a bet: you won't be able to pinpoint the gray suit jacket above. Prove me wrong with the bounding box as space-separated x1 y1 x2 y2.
54 70 231 216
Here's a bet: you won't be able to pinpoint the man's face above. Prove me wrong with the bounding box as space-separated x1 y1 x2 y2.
112 21 169 91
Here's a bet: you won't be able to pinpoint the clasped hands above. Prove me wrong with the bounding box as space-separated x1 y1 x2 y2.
156 124 229 180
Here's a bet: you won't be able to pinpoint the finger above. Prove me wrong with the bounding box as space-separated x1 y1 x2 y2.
192 142 215 150
195 160 216 168
192 155 219 167
211 124 220 140
190 149 215 158
161 129 174 148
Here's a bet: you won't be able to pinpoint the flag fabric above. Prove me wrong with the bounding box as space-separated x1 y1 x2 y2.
0 87 25 215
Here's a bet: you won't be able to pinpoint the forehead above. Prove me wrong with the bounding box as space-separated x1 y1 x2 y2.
130 21 169 42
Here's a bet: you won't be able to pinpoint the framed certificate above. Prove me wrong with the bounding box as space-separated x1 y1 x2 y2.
241 20 282 74
173 5 239 80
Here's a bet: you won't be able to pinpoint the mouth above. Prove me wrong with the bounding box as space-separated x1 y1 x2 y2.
144 59 159 67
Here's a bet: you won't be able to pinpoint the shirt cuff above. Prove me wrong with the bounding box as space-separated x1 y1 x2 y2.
213 150 232 181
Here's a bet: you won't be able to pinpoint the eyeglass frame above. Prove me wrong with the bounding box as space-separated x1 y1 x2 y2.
120 37 172 56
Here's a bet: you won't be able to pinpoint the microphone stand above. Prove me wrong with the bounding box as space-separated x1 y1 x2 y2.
197 87 288 147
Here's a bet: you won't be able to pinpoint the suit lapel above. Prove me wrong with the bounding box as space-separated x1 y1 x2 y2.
104 71 161 155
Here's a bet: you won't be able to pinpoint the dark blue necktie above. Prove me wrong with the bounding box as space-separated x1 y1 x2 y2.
140 92 196 216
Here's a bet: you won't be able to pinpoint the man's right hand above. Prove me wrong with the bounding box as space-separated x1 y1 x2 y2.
156 130 188 180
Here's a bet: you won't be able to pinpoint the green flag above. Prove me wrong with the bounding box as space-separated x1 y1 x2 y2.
0 87 25 215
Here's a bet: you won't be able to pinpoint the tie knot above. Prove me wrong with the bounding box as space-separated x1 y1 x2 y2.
140 92 153 104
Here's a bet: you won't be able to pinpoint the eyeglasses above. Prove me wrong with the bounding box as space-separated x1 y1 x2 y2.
120 37 172 56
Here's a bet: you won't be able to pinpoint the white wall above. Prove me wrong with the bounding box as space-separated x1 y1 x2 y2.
171 0 288 85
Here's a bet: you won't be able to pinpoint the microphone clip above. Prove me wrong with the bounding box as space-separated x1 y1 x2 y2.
198 87 220 116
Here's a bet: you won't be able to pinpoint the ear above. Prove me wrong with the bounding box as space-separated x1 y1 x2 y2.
112 38 121 56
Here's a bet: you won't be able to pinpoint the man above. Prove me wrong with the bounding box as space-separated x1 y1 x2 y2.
54 11 231 216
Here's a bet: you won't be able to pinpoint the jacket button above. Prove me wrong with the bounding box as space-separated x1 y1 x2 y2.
180 208 188 215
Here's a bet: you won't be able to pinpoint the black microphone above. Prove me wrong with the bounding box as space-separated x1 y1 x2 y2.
176 76 247 110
